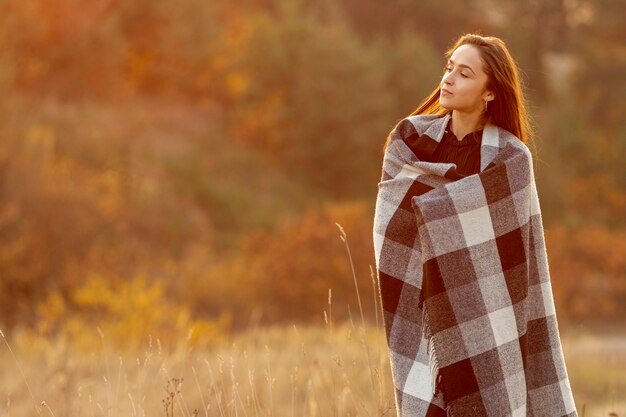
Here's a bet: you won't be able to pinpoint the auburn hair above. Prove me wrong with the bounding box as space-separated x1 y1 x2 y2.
384 33 533 151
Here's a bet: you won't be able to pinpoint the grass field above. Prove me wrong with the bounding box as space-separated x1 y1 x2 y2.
1 320 624 417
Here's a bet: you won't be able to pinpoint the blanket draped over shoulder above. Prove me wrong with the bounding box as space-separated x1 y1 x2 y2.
373 112 577 417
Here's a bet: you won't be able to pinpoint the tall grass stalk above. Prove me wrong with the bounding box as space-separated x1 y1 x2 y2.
230 353 249 417
41 401 57 417
327 288 333 335
127 392 137 417
336 223 376 392
115 356 123 416
335 223 365 325
370 265 387 410
97 327 112 417
203 358 226 417
243 349 262 416
264 345 274 417
0 329 45 417
191 366 208 417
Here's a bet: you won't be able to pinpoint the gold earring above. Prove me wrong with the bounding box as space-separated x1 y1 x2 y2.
484 99 488 112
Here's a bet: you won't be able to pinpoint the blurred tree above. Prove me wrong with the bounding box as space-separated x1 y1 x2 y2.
371 27 442 122
311 0 491 52
546 226 626 323
0 0 230 100
497 0 572 103
174 201 377 328
118 0 227 99
569 0 626 128
0 103 214 330
0 143 112 328
163 128 311 251
228 2 388 197
0 0 127 99
0 0 624 333
229 1 444 198
533 0 626 228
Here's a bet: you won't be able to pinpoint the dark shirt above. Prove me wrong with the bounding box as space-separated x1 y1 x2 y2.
433 118 482 176
403 117 483 177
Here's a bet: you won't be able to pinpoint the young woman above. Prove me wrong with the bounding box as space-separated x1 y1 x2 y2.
374 34 577 416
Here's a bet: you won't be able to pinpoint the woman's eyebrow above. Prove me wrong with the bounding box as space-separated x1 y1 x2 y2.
448 59 475 75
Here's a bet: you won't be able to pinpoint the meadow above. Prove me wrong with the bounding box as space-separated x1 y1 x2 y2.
2 318 624 416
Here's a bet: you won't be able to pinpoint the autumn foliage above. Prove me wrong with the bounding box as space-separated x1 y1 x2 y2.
0 0 624 349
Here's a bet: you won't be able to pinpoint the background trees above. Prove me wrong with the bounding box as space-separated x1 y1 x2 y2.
0 0 624 337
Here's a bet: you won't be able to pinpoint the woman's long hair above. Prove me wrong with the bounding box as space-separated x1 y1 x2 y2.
384 34 533 150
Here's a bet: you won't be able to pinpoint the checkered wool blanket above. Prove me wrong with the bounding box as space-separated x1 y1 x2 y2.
373 112 577 417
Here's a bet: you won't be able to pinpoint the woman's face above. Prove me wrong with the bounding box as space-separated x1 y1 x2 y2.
439 44 494 113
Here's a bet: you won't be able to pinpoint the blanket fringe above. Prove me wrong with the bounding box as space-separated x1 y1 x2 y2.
421 298 444 401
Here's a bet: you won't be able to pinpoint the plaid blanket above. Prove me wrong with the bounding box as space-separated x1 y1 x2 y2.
373 112 577 417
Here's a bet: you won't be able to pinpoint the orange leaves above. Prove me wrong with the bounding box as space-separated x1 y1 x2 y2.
545 225 626 321
188 201 377 327
230 89 286 150
125 47 159 93
0 0 624 342
35 273 230 351
567 173 626 226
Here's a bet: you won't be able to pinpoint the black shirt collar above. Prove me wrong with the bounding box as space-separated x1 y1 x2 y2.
443 118 483 145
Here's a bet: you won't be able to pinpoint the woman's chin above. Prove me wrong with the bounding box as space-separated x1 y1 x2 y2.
439 99 452 110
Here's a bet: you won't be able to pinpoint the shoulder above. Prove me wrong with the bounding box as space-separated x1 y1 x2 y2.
405 113 448 130
405 113 445 124
398 113 450 142
494 124 531 157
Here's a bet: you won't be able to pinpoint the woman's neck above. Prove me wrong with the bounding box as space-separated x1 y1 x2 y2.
450 110 485 142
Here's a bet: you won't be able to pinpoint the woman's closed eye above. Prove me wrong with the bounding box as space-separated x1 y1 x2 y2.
444 65 468 78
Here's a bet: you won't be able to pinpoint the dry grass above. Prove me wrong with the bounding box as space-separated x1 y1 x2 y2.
0 320 396 417
561 326 626 417
1 322 625 416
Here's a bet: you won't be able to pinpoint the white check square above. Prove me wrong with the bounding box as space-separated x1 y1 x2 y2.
457 205 496 247
488 306 519 346
404 361 434 401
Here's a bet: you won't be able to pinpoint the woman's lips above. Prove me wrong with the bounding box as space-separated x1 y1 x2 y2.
441 88 453 96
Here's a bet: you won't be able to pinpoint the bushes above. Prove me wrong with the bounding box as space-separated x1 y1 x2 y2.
174 201 377 328
228 2 440 197
34 272 230 351
546 226 626 323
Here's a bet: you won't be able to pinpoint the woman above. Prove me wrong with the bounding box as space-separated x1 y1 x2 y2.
373 34 578 416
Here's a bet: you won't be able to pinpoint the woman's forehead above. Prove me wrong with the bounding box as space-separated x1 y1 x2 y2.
449 45 484 74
